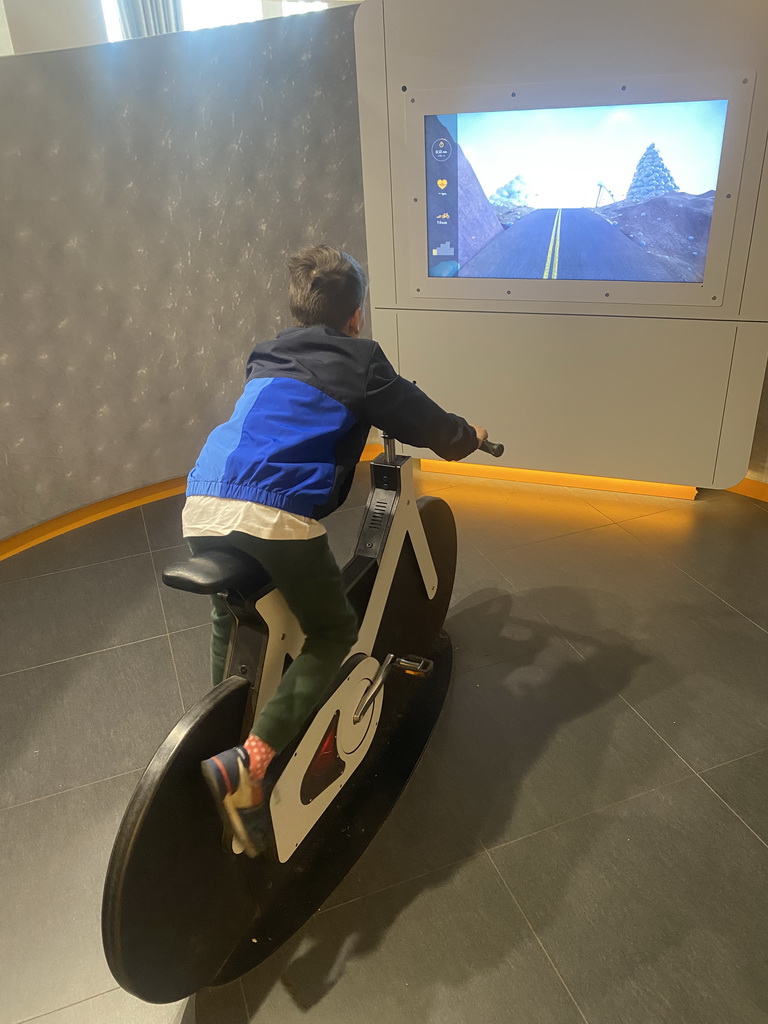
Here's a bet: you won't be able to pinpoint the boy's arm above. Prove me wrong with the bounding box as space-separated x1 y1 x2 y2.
363 344 479 461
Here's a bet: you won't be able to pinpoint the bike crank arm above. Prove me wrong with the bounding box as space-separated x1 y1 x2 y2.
352 653 434 724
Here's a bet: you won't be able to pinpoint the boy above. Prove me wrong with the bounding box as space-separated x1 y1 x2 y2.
182 245 486 856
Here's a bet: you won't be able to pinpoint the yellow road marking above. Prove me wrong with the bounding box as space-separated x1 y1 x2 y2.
546 209 563 278
543 211 557 278
543 208 562 279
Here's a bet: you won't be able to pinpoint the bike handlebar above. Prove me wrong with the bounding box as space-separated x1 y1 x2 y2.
480 439 504 458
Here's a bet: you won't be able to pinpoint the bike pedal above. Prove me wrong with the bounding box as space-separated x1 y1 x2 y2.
393 655 434 678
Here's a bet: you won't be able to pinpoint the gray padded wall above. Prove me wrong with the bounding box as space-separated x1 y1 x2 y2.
0 7 365 539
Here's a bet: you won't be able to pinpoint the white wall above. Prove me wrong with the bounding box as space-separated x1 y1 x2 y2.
0 2 13 54
4 0 107 54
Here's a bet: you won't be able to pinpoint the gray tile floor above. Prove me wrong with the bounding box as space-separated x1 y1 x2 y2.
1 465 767 1024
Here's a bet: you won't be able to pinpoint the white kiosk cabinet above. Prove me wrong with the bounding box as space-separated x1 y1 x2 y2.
355 0 768 489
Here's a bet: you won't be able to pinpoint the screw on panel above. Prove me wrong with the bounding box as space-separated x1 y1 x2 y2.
239 664 248 674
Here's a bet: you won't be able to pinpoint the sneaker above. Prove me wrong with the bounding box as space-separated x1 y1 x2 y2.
201 746 271 858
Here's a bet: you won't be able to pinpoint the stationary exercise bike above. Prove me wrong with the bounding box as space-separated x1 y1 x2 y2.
101 435 503 1004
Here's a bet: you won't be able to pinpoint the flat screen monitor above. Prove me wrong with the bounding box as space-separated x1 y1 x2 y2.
405 73 753 307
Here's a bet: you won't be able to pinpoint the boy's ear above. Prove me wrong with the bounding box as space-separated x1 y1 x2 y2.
347 307 365 337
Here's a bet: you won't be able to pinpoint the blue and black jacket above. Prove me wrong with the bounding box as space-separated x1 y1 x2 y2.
187 325 476 520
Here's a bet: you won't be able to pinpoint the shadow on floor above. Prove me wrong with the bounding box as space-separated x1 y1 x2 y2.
235 586 658 1019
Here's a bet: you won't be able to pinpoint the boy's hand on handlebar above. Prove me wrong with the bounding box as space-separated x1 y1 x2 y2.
472 425 489 450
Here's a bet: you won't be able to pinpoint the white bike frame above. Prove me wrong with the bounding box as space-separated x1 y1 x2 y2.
248 451 438 863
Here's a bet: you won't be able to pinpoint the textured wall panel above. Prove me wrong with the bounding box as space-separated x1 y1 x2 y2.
0 7 365 538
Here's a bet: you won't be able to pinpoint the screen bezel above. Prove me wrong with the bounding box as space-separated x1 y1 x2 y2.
405 71 754 307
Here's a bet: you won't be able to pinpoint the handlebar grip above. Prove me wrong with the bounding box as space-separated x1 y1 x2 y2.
480 439 505 458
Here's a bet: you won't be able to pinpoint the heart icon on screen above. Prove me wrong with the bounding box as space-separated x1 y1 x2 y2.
437 179 447 189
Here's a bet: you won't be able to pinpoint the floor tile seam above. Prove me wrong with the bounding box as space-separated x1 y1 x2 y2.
0 547 154 587
473 520 621 566
482 849 591 1024
454 653 528 679
451 627 589 680
743 495 768 515
615 693 701 776
485 775 691 855
699 742 768 775
15 986 122 1023
142 507 186 714
561 483 663 524
168 622 209 637
472 544 523 592
563 490 686 526
613 520 768 638
313 850 485 916
616 696 768 852
695 773 768 853
469 551 603 658
0 767 142 814
0 632 171 680
145 540 188 556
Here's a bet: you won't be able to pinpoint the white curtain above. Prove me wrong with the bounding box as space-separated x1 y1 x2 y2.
118 0 184 38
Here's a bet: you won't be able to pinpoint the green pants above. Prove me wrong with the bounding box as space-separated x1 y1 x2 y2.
189 532 358 752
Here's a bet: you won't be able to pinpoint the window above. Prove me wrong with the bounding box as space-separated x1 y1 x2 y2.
181 0 265 32
101 0 124 42
101 0 355 40
281 1 329 14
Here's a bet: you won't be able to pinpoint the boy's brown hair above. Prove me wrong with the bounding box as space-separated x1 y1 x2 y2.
287 245 367 331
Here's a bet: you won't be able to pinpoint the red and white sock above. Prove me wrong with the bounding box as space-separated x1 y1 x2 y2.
244 734 276 786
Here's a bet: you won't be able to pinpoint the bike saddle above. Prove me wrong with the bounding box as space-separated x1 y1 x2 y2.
162 551 270 595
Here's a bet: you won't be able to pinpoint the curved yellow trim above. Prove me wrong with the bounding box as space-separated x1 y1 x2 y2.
420 460 697 500
3 445 712 563
0 479 188 562
0 444 387 563
729 477 768 503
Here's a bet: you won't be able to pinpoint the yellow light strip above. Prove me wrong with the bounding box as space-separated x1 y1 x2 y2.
420 459 697 500
729 477 768 504
0 444 388 563
0 478 188 562
17 447 759 562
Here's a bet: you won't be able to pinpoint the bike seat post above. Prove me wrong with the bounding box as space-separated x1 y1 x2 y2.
382 433 397 464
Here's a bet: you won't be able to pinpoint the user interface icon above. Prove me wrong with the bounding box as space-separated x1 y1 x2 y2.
431 139 452 161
